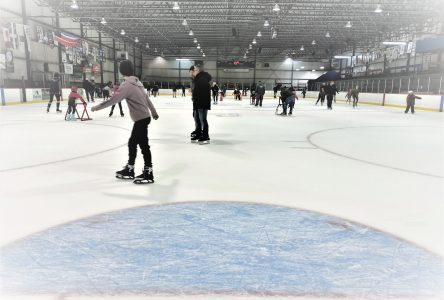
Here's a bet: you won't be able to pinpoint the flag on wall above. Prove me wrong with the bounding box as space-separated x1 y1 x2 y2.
53 32 80 47
9 22 19 49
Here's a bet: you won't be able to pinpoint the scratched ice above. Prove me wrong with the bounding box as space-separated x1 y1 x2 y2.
1 202 443 297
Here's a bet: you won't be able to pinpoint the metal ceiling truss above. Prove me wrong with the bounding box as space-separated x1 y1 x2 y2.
36 0 442 61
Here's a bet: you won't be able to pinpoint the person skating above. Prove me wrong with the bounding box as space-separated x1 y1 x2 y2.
91 60 159 184
83 78 95 103
47 72 62 113
405 91 422 114
109 82 125 117
302 87 307 99
66 86 86 121
351 86 360 108
172 84 177 98
211 82 219 104
279 86 298 115
325 82 335 110
181 84 186 97
189 65 212 144
255 81 266 107
315 85 326 105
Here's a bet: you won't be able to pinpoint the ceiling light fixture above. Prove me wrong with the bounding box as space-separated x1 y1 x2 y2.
374 4 382 13
382 41 407 45
182 19 188 26
325 32 330 38
100 17 107 25
345 21 352 28
120 29 125 35
173 2 180 10
264 19 270 27
193 38 197 43
252 38 257 44
154 48 158 53
312 40 316 45
197 44 201 49
249 44 252 49
146 43 149 48
135 37 139 43
70 0 78 9
300 45 304 51
273 3 280 12
257 31 262 37
189 29 194 36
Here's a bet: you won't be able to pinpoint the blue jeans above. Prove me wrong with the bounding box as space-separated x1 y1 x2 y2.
193 109 209 138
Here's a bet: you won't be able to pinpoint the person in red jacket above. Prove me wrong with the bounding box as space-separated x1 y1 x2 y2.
66 86 86 121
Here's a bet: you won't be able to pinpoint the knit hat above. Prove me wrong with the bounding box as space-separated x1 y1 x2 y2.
119 60 134 76
71 86 78 92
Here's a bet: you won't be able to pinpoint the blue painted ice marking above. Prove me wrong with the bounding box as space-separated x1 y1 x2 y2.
1 202 443 297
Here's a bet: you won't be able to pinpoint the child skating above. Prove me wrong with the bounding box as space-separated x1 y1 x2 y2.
91 60 159 184
66 86 86 121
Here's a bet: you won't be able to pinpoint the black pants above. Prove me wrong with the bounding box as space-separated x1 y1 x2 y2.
193 109 209 138
352 95 359 107
85 90 94 102
255 94 263 106
405 104 415 114
110 102 124 116
213 93 218 103
48 92 61 110
128 117 152 167
316 94 325 105
67 99 76 114
327 95 333 109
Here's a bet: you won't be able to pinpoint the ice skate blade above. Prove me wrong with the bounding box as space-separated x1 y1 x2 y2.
198 141 210 145
191 140 199 143
133 179 154 184
116 174 135 179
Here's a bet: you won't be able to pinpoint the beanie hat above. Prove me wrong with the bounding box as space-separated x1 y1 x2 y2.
71 86 78 92
119 60 134 76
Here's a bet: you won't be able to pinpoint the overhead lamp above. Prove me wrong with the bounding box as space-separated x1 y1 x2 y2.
252 38 257 44
161 51 164 57
382 41 407 45
325 32 330 38
145 43 149 48
345 21 352 28
246 50 249 54
334 55 350 59
320 66 325 69
176 58 190 61
296 68 300 71
300 45 304 51
312 40 316 45
264 19 270 27
374 4 382 13
193 38 197 43
273 3 280 11
291 50 295 55
257 31 262 37
154 48 158 53
249 44 252 49
312 69 316 72
173 2 180 10
301 66 305 69
244 54 247 58
70 0 78 9
197 44 201 49
202 53 206 57
100 17 107 25
120 29 125 35
182 19 188 26
189 29 194 36
135 37 139 43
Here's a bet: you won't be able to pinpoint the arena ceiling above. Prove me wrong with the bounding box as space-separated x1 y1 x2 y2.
36 0 443 60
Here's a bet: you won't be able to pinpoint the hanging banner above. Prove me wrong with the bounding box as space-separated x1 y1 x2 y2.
9 23 18 49
53 32 81 48
64 63 73 75
5 49 14 73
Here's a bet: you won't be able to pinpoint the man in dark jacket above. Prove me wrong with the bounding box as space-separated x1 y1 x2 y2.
405 91 422 114
83 78 95 103
190 65 212 144
325 82 335 110
255 81 266 107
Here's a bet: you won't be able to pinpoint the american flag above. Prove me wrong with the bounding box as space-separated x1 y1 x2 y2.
53 32 80 47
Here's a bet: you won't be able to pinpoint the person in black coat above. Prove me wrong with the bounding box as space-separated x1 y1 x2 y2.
189 65 212 143
211 82 219 104
47 72 62 113
325 82 335 110
83 78 95 102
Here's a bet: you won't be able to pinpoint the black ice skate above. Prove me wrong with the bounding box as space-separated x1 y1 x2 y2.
190 131 197 138
133 167 154 184
198 137 210 145
116 165 135 179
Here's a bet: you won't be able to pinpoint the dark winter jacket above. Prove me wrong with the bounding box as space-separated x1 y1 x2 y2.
407 94 421 106
211 85 219 95
192 71 212 110
49 79 61 94
83 79 94 92
256 83 265 96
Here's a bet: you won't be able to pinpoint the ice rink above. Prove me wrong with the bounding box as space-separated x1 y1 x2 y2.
1 95 443 300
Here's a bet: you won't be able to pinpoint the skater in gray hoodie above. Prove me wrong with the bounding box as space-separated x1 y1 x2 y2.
91 60 159 184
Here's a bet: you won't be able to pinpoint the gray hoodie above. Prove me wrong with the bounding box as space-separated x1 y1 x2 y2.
92 76 158 122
